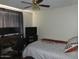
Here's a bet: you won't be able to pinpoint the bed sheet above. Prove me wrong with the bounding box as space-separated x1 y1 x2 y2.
22 40 78 59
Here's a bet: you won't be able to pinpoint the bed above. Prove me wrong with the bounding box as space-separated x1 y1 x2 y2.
22 40 78 59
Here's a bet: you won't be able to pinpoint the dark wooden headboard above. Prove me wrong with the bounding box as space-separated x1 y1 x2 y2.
41 38 67 44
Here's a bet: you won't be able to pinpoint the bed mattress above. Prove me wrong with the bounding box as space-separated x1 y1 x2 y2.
22 40 78 59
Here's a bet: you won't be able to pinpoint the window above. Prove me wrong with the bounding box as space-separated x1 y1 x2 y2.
0 8 23 35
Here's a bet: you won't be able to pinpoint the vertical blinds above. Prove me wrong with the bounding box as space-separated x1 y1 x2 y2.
0 10 20 28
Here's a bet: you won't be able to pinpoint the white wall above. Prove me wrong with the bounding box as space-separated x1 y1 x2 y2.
33 4 78 41
0 4 77 41
23 12 33 37
0 4 23 12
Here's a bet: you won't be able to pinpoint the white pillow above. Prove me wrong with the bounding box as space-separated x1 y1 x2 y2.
64 36 78 53
67 36 78 44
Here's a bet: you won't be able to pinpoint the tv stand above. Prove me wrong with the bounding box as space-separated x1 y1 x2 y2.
0 35 17 47
0 34 24 58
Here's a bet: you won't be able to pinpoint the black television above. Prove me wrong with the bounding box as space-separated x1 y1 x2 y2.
0 27 20 35
0 28 3 35
25 27 37 36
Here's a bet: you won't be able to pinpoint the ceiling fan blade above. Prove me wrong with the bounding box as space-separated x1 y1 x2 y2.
36 0 43 4
39 4 50 7
21 1 32 5
24 6 32 9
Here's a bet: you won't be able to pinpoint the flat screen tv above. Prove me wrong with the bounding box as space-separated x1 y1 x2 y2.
25 27 37 35
0 27 20 35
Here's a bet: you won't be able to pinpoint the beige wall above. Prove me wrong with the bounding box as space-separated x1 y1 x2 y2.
33 4 78 41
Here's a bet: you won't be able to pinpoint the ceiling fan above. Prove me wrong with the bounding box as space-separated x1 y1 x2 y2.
21 0 50 10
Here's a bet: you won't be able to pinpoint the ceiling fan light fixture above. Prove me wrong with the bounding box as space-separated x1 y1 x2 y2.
32 4 40 10
32 0 40 10
21 0 50 10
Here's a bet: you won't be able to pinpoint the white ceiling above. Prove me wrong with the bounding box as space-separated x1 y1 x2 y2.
0 0 78 10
